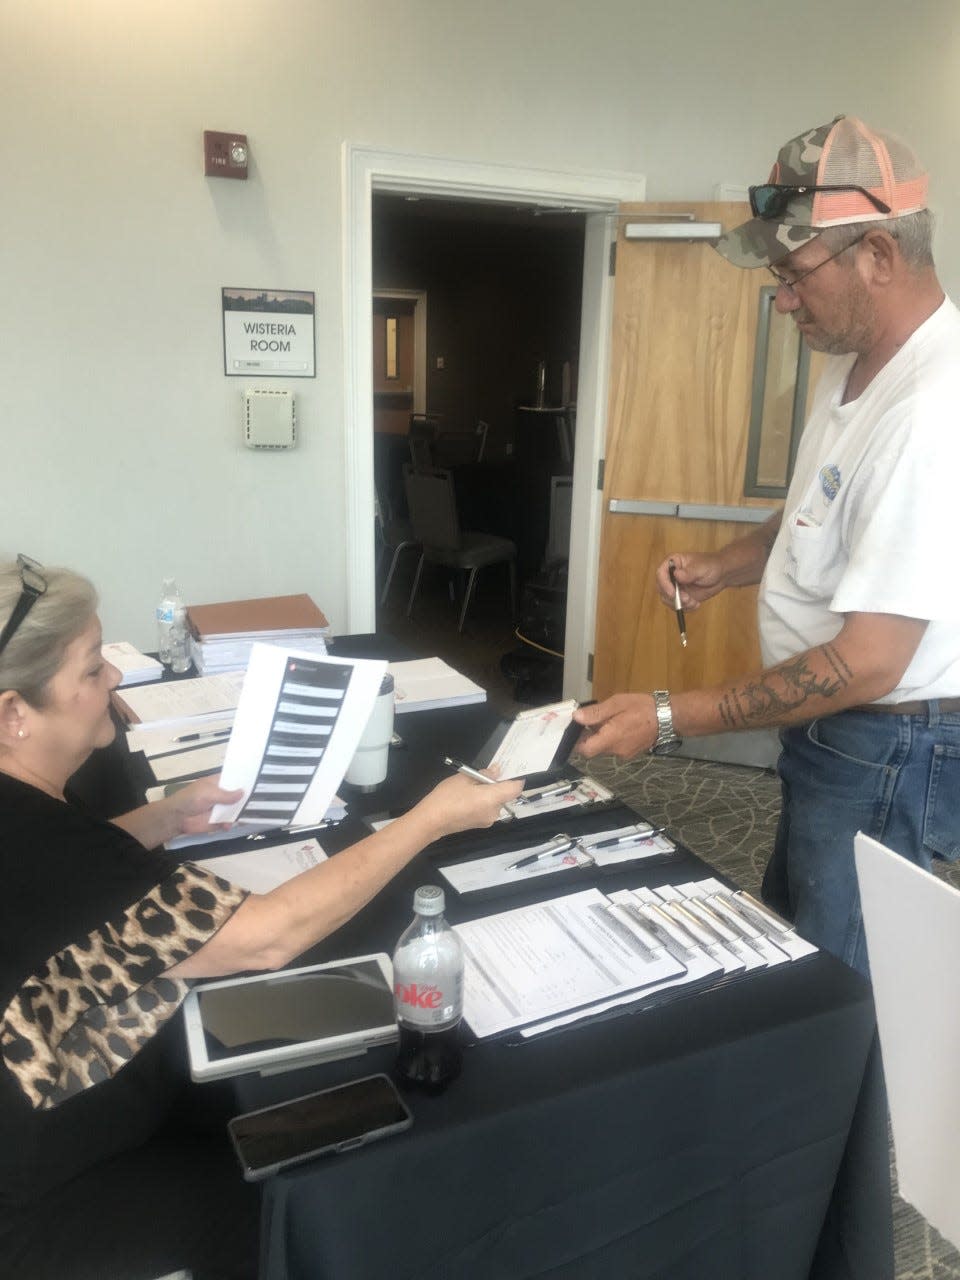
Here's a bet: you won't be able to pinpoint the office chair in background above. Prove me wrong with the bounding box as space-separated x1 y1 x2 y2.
407 412 440 469
375 487 420 606
402 462 517 632
431 419 489 468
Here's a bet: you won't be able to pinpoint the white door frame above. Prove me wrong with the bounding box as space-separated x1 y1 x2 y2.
342 143 645 696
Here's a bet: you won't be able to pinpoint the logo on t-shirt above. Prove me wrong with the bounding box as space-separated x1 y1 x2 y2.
819 463 842 501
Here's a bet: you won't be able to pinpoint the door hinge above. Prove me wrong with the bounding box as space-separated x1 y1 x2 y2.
597 458 605 491
608 240 617 276
587 653 594 682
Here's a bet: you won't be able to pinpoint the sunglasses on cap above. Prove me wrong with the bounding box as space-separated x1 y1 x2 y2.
749 184 892 220
0 554 47 662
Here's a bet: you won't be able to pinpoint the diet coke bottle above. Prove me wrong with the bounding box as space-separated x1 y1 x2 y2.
392 885 464 1093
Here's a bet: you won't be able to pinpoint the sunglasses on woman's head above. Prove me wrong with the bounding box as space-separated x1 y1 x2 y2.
0 554 47 661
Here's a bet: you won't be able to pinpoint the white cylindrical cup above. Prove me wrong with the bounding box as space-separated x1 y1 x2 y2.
344 673 395 791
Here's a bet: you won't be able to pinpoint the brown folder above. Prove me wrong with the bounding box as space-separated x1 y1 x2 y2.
186 594 330 639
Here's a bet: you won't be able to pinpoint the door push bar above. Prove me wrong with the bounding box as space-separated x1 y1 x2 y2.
608 498 776 525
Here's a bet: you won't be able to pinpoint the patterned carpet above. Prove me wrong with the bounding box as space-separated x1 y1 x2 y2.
582 752 960 1280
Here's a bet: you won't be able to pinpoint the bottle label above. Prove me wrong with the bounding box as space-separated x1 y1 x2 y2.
394 974 462 1028
157 603 175 624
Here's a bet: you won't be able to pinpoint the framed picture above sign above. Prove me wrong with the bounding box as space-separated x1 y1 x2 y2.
222 288 316 378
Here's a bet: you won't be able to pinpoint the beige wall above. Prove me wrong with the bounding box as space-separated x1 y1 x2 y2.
3 0 958 646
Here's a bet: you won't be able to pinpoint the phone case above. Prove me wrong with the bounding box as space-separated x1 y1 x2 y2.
228 1073 413 1181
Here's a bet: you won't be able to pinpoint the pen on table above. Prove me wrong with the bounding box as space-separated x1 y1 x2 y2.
668 561 688 649
507 837 576 870
585 827 666 850
442 756 499 785
514 780 577 804
173 729 232 743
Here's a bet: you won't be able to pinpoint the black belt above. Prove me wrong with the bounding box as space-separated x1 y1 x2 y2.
850 698 960 716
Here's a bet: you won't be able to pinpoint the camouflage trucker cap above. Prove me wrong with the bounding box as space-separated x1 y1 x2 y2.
715 115 928 268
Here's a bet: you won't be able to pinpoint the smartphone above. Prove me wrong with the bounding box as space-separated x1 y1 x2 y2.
227 1073 413 1181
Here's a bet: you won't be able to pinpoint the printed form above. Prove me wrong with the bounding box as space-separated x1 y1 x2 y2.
455 888 685 1038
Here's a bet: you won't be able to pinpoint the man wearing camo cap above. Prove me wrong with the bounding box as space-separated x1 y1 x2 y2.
576 115 960 976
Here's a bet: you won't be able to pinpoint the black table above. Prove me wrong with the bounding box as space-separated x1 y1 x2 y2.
222 699 891 1280
78 645 891 1280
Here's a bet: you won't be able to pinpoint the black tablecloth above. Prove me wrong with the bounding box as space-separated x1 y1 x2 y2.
237 703 891 1280
78 645 892 1280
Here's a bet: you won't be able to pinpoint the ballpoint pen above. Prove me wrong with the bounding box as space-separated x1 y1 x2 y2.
513 780 577 804
442 755 499 785
507 835 576 870
174 728 232 743
584 827 665 850
668 561 688 648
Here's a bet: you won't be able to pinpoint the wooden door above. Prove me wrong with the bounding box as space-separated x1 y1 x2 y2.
593 203 783 698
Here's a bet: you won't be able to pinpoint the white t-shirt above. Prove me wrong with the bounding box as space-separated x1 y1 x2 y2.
758 296 960 702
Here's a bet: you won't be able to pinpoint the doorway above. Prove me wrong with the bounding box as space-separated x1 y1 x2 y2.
371 195 586 709
343 144 647 703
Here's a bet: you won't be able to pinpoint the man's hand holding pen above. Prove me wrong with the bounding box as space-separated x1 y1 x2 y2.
654 552 727 613
668 562 688 649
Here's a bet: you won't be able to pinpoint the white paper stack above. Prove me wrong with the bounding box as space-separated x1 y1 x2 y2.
113 670 246 728
102 641 163 686
190 632 330 675
191 838 327 892
389 657 486 713
186 594 332 675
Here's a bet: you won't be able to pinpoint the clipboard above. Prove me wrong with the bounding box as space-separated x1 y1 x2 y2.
472 699 582 779
434 811 679 902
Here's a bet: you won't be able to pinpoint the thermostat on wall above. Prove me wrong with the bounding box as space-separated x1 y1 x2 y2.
243 388 296 450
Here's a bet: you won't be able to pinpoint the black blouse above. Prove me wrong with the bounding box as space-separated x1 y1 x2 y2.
0 772 246 1212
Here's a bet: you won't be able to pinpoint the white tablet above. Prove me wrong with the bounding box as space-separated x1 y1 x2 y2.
182 953 397 1082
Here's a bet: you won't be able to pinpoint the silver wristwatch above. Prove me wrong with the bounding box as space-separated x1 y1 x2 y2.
650 690 682 756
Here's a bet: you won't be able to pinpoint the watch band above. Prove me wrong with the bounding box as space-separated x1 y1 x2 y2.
651 689 682 753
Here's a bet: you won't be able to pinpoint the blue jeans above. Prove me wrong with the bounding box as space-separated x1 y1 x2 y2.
762 704 960 976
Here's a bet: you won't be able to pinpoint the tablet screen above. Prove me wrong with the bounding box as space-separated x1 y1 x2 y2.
197 960 395 1063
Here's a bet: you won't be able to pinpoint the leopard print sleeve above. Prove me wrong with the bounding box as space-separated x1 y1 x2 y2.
0 863 248 1110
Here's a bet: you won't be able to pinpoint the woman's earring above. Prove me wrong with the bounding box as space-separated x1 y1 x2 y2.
16 730 25 739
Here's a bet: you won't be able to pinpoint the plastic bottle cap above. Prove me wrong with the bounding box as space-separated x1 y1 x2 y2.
413 885 445 916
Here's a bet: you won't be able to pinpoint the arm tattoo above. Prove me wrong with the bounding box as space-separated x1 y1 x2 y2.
717 643 853 730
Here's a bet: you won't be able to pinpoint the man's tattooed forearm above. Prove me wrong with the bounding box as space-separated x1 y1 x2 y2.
717 644 852 729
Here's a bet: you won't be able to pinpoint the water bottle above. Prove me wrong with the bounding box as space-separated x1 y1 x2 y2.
392 885 464 1093
169 602 191 674
156 578 189 671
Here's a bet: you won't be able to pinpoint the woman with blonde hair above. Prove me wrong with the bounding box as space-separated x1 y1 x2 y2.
0 553 520 1279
